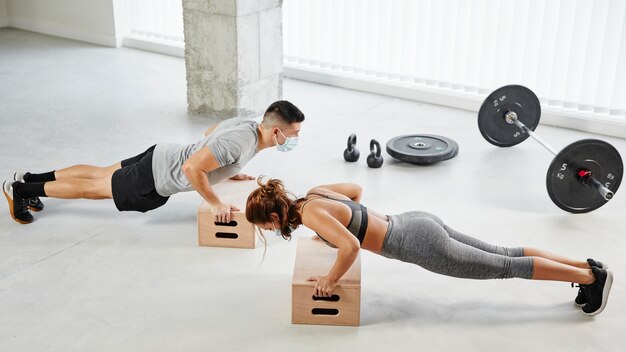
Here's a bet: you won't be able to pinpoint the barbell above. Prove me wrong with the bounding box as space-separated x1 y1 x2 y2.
478 85 623 213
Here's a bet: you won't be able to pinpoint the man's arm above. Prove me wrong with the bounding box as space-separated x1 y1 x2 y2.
182 146 237 223
204 123 219 137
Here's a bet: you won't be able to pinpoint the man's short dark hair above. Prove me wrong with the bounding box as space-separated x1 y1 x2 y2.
264 100 305 125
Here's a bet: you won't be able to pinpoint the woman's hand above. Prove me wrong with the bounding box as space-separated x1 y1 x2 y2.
211 202 239 223
229 173 255 181
307 275 338 297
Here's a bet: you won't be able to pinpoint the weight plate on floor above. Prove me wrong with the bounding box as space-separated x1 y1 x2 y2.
386 134 459 164
546 139 623 213
478 85 541 147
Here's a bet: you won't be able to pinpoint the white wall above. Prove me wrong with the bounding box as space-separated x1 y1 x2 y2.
0 0 8 28
6 0 118 47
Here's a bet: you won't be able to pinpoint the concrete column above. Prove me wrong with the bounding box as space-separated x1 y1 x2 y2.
0 0 9 28
182 0 283 119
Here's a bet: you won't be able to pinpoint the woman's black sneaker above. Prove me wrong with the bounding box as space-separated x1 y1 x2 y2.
13 172 44 211
573 283 586 307
574 259 608 307
582 267 613 316
3 181 34 224
587 258 606 269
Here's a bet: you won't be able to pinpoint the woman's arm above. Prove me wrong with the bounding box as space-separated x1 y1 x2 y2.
310 183 389 221
309 183 363 202
303 206 360 297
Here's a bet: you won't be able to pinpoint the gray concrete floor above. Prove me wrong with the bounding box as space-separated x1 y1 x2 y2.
1 28 625 352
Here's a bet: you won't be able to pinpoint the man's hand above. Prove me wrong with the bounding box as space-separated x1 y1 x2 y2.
307 275 338 297
229 173 255 181
210 202 240 223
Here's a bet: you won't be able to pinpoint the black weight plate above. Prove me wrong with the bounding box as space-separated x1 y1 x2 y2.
546 139 623 213
478 85 541 147
386 134 459 164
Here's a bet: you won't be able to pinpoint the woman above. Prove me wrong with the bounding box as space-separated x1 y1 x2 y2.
245 178 613 317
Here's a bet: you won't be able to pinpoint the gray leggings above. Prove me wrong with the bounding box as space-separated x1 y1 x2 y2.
381 211 534 279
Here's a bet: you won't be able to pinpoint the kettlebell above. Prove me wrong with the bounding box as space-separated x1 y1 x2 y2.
367 139 384 168
343 133 360 162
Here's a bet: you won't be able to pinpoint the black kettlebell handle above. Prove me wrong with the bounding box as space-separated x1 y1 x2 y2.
370 139 381 157
347 134 357 151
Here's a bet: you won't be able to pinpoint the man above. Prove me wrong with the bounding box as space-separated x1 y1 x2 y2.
3 100 304 224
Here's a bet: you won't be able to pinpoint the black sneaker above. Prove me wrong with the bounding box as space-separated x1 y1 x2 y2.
573 283 586 307
582 267 613 316
587 258 607 269
14 172 44 212
3 181 34 224
574 259 608 307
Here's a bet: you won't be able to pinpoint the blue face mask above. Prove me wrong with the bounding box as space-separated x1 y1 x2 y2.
276 129 298 152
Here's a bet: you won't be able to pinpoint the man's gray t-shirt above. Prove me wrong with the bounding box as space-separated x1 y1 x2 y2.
152 117 259 197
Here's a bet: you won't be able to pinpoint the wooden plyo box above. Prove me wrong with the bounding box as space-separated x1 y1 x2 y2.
197 179 258 249
292 236 361 326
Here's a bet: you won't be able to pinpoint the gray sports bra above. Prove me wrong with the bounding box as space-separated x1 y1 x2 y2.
300 192 368 248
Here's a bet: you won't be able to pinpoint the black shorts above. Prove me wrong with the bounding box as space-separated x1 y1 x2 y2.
111 145 169 212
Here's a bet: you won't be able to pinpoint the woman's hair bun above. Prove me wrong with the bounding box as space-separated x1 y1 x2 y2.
257 176 284 199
